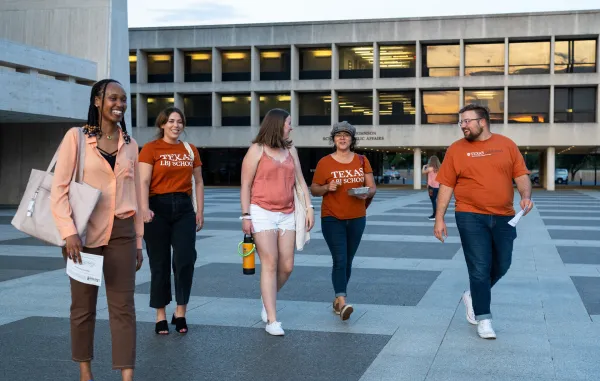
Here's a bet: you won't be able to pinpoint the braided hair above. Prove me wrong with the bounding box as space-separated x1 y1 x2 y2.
82 79 131 144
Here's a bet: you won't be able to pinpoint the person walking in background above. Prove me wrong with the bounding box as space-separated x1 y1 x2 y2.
138 107 205 335
434 104 533 340
51 79 144 381
422 155 441 220
311 121 376 321
240 108 314 336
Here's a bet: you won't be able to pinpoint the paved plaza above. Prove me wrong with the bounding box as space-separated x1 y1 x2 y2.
1 188 599 380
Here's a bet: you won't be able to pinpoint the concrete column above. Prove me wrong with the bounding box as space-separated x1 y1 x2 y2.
212 92 221 127
549 85 555 123
331 90 338 124
174 48 184 83
550 36 555 74
291 90 299 126
212 47 221 82
415 88 421 125
504 86 509 123
372 89 379 126
459 87 464 109
546 147 556 191
251 91 260 127
413 148 422 190
415 41 422 77
136 93 147 128
373 42 380 79
251 46 260 81
291 45 299 81
174 92 184 112
459 39 465 77
136 49 147 84
504 38 509 75
597 84 600 124
332 44 339 80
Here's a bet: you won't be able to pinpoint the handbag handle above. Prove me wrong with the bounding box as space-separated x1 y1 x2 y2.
45 127 85 183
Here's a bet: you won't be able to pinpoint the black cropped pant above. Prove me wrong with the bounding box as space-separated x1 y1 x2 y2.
144 193 197 308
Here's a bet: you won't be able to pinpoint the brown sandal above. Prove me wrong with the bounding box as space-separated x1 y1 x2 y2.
339 304 354 321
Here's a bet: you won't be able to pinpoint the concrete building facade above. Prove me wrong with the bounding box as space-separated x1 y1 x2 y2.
0 0 131 206
129 10 600 190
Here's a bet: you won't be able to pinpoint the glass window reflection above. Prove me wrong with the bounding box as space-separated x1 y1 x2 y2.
555 40 597 74
259 94 291 122
339 46 373 79
299 48 332 80
222 51 251 81
147 53 174 83
422 45 460 77
298 92 331 125
464 89 504 123
147 96 175 126
421 90 460 124
221 94 251 126
184 52 212 82
338 92 373 125
465 43 504 76
508 41 550 75
379 45 416 78
183 94 212 126
508 88 550 123
554 87 596 123
379 91 416 125
129 53 137 83
260 50 291 80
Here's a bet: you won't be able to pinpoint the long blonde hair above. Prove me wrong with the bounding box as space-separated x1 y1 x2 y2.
428 155 441 172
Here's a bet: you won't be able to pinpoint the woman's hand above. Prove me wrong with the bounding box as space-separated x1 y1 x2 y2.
306 208 315 231
353 193 369 199
327 181 339 192
196 212 204 232
136 249 143 271
142 209 155 223
65 234 83 264
242 219 253 235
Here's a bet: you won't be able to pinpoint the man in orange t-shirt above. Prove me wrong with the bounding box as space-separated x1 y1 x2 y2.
434 104 533 340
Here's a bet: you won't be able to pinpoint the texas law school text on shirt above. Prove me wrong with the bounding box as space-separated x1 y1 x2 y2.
139 139 201 196
312 154 373 220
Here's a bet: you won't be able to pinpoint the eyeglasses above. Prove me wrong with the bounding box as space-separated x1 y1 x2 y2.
458 118 482 126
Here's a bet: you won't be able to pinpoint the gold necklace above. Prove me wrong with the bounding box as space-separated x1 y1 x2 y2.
105 134 113 140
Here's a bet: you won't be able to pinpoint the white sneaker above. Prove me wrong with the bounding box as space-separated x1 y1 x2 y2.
477 319 496 339
265 321 284 336
261 297 267 323
462 291 478 325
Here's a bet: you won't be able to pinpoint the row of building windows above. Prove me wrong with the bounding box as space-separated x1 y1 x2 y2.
130 87 597 127
130 38 598 83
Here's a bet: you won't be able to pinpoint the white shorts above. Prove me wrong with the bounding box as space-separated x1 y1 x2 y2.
250 204 295 234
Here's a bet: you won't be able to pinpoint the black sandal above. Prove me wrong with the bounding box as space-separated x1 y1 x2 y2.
155 320 169 335
171 314 188 334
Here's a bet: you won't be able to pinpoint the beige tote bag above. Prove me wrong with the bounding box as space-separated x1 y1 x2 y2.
11 127 101 247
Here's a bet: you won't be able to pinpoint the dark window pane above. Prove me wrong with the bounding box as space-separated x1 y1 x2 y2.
421 91 460 124
299 48 332 80
184 52 212 82
379 45 416 78
260 50 290 81
338 92 373 125
259 94 291 122
465 43 505 76
422 45 460 77
129 53 137 83
555 40 597 74
509 42 550 75
183 95 212 126
339 46 373 79
131 95 137 127
508 88 549 123
221 95 251 126
222 51 251 82
147 53 174 83
299 93 331 125
554 87 596 123
464 89 505 123
147 96 174 126
379 91 416 125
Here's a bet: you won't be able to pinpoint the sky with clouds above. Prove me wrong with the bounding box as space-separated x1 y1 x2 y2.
128 0 599 28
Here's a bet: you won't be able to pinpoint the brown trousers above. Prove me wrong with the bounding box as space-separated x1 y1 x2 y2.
68 217 137 369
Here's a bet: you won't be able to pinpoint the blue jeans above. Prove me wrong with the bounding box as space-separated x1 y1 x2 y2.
455 212 516 320
321 216 366 297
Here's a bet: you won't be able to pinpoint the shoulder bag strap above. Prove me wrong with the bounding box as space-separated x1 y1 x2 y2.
45 127 84 184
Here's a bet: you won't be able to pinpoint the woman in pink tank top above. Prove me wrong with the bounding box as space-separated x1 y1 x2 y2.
422 155 441 220
240 108 314 336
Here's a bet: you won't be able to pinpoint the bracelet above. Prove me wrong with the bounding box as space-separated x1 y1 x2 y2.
309 205 314 209
239 216 252 220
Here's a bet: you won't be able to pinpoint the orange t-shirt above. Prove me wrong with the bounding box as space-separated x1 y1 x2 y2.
312 154 373 220
436 134 530 216
138 139 202 197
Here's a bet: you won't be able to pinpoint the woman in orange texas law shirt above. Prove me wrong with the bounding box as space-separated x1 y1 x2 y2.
310 121 376 321
138 107 205 335
50 79 144 381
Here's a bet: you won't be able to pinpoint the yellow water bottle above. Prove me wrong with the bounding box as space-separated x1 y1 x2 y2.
239 234 256 275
